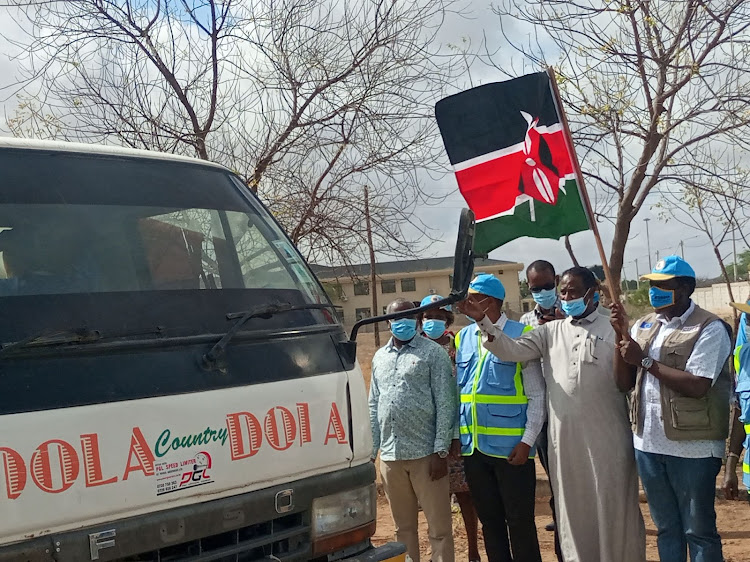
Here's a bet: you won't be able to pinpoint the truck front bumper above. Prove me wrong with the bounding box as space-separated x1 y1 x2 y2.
342 542 407 562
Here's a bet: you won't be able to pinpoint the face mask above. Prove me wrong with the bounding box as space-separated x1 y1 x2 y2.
593 292 600 304
561 289 591 318
532 288 557 309
422 319 447 340
390 318 418 341
649 287 675 310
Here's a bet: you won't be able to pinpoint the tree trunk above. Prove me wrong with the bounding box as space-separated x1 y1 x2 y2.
564 235 580 267
608 211 633 290
713 243 738 327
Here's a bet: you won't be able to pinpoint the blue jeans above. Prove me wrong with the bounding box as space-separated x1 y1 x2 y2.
635 450 723 562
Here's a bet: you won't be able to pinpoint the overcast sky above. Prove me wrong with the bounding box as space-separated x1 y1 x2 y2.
412 1 742 282
0 1 739 281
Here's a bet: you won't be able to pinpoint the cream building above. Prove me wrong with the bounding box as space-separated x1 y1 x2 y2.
312 257 524 328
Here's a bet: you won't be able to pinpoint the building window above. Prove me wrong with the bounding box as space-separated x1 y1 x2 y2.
353 281 370 296
522 301 530 313
401 278 416 292
355 307 372 321
381 279 396 294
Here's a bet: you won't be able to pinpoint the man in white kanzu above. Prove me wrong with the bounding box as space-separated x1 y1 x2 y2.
458 266 645 562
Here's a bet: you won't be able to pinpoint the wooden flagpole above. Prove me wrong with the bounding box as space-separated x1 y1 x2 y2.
546 66 620 307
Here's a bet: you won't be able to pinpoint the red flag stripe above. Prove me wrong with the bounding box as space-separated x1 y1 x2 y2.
453 129 575 221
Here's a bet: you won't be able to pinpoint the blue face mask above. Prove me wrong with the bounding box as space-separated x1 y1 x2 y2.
561 289 591 318
532 288 558 309
390 318 418 341
649 286 675 309
422 319 447 340
593 292 600 304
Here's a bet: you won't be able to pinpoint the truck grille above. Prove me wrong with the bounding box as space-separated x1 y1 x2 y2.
121 512 309 562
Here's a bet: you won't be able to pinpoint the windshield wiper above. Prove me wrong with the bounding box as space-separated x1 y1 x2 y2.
0 328 102 356
0 326 166 357
201 301 338 372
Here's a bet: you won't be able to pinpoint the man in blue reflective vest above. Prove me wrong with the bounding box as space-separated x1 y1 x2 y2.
455 274 545 562
723 301 750 505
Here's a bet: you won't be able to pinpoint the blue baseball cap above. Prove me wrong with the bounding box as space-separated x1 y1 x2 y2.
420 294 452 311
468 273 506 300
641 255 696 281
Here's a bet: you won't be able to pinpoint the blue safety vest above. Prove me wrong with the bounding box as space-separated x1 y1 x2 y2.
455 319 535 459
736 343 750 493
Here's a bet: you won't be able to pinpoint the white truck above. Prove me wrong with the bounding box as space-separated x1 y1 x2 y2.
0 139 474 562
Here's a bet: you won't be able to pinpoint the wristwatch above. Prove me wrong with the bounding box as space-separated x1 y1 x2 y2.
437 450 449 459
641 356 654 370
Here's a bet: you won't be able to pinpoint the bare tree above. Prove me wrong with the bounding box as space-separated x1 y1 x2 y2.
492 0 750 287
6 0 462 266
659 175 747 324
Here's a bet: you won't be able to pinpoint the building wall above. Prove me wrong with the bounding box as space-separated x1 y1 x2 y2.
693 282 750 315
322 265 523 328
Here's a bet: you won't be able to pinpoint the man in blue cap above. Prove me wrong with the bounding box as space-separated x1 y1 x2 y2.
611 256 732 562
454 273 545 562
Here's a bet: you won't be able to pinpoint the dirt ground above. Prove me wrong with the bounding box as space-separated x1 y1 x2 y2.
357 333 750 561
371 488 750 562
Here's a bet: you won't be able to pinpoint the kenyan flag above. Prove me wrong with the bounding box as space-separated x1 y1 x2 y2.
435 71 591 255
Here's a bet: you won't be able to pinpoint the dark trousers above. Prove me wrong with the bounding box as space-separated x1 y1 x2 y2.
463 451 541 562
536 424 563 562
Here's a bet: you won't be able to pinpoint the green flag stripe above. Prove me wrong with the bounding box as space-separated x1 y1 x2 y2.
474 179 590 255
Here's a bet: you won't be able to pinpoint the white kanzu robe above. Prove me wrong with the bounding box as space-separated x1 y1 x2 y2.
478 310 646 562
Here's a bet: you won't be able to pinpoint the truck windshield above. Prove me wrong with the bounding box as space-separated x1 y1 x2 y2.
0 204 321 298
0 149 335 342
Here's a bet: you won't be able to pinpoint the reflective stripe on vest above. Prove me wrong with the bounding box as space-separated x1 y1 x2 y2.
744 424 750 487
456 321 532 459
735 345 743 376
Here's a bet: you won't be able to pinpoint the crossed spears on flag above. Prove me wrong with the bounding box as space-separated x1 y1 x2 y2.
435 66 619 303
519 110 566 208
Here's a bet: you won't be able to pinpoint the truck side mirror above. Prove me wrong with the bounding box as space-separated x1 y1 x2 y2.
450 208 476 300
343 208 476 358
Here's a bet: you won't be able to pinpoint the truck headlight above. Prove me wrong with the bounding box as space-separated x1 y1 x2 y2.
312 484 376 538
311 484 377 555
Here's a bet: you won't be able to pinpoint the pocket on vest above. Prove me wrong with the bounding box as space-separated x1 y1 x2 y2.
669 396 710 430
487 357 516 391
664 349 687 370
456 360 472 386
487 404 523 419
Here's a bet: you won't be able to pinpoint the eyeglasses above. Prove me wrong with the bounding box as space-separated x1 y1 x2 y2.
529 283 556 293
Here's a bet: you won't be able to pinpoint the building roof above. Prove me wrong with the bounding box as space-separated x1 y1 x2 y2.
0 137 227 170
311 257 521 280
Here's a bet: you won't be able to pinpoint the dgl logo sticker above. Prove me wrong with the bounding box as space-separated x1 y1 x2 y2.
155 451 213 496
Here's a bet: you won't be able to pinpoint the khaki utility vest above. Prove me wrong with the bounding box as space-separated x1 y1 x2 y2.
631 305 731 441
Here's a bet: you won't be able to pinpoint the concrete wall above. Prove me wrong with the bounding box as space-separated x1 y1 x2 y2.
693 281 750 315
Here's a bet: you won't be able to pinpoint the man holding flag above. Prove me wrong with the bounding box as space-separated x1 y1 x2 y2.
458 268 645 561
437 70 645 561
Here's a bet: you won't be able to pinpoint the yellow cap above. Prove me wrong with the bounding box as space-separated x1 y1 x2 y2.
730 302 750 315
